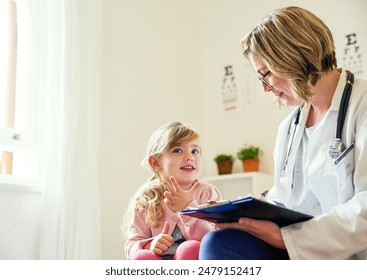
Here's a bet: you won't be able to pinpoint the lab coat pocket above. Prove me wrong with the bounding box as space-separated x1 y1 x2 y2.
334 144 355 178
330 144 355 203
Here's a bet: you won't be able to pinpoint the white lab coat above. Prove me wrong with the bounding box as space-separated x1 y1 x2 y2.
268 69 367 259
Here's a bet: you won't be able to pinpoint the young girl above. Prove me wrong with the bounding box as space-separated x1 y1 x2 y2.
123 121 221 260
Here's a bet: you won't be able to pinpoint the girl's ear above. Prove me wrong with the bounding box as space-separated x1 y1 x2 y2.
148 155 161 172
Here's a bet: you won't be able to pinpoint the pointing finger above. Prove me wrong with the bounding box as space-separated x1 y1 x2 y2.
162 179 176 193
169 176 181 192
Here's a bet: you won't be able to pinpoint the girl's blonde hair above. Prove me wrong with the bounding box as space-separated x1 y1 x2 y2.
124 121 199 232
241 6 337 104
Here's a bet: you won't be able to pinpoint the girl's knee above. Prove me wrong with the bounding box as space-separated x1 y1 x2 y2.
129 249 162 260
174 240 200 260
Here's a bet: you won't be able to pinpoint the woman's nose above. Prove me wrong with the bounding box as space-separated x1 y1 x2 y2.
262 82 273 92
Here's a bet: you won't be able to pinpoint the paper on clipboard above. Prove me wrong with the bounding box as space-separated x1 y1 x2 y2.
181 195 313 227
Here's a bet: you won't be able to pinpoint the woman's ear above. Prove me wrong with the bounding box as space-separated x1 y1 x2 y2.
148 155 161 172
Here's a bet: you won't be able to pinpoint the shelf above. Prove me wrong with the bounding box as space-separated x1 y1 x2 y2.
204 172 268 181
203 172 273 200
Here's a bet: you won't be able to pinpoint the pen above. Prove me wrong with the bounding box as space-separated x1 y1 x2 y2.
260 190 269 198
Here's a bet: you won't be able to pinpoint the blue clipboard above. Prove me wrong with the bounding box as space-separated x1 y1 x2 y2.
181 195 313 227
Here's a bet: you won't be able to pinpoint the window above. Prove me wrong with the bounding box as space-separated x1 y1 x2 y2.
0 0 38 185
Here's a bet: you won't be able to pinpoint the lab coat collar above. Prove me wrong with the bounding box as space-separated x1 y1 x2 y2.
330 69 348 112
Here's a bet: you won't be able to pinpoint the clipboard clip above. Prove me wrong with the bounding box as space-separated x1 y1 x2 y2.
199 200 231 209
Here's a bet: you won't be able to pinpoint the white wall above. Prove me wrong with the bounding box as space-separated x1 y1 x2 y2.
100 0 203 259
200 0 291 176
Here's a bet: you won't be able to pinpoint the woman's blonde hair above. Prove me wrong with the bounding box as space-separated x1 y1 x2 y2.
124 121 199 232
241 6 337 103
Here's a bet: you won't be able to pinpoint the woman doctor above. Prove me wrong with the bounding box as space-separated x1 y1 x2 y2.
199 6 367 260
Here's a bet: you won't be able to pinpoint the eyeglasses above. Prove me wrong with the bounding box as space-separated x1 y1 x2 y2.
258 70 271 87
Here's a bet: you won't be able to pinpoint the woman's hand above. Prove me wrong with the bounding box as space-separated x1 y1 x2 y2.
215 218 286 249
144 222 174 255
163 176 200 212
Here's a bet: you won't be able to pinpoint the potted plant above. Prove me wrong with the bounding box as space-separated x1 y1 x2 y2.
237 144 262 172
214 154 234 175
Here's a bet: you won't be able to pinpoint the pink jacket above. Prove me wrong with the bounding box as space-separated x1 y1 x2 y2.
125 180 221 259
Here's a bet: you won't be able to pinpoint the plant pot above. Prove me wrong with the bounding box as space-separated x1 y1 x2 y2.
216 160 233 175
241 159 259 172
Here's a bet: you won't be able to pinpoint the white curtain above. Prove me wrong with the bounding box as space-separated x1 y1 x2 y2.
22 0 102 259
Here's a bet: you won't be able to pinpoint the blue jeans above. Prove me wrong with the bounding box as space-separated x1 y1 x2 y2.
199 229 290 260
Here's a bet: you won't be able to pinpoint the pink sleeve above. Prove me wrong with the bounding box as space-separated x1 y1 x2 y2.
124 209 154 259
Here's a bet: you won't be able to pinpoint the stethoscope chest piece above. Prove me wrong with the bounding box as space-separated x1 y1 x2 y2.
328 138 345 159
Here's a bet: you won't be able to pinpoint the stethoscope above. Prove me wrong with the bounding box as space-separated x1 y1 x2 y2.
280 70 354 177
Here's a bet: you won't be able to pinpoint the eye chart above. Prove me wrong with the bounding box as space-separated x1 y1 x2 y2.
342 33 363 76
221 63 255 118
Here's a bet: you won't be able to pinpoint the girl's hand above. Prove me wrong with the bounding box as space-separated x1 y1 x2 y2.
146 222 174 255
215 218 286 249
163 176 200 212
